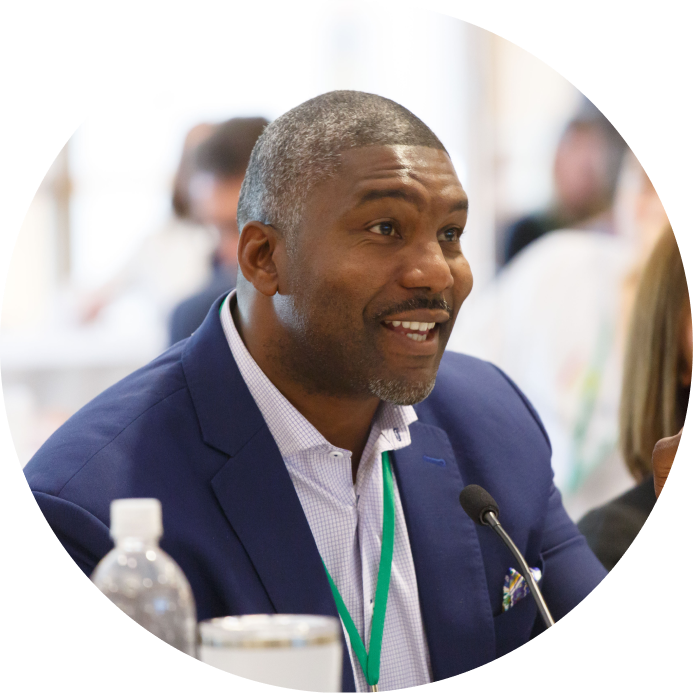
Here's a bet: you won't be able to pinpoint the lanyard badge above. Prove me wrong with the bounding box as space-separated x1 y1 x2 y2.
323 450 395 692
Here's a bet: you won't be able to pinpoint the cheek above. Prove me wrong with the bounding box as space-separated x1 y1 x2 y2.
314 248 379 301
291 258 372 328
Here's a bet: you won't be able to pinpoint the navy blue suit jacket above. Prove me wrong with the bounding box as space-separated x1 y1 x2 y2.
25 296 606 689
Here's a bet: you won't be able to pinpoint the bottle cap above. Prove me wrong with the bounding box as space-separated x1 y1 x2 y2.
110 498 163 540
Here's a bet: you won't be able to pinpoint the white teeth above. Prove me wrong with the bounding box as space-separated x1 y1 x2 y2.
386 319 436 335
406 333 426 342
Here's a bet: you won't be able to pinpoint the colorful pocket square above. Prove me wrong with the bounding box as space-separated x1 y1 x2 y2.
502 566 542 612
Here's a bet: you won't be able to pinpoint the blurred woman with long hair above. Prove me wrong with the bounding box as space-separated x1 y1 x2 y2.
578 228 691 569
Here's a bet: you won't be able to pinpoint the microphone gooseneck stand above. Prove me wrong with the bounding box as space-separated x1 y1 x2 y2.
482 509 555 628
459 484 555 628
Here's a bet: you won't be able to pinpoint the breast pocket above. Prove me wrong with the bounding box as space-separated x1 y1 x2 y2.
493 556 545 659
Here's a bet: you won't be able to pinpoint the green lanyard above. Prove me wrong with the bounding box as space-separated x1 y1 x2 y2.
322 450 395 692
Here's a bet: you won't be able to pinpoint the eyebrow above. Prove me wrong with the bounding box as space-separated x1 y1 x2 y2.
356 188 469 213
356 189 419 207
448 198 469 213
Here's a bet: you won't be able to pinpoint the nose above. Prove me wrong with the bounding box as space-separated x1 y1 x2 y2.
398 239 455 294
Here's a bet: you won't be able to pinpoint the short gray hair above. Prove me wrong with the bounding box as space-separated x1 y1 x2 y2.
236 91 447 241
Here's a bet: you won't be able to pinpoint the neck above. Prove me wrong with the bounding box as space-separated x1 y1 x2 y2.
233 298 380 479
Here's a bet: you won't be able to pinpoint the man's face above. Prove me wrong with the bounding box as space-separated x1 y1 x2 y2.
554 126 610 216
271 145 473 405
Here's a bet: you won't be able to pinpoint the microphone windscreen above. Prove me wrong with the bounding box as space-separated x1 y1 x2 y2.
459 484 500 525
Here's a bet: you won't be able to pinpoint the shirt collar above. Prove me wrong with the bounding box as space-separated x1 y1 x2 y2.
219 291 417 460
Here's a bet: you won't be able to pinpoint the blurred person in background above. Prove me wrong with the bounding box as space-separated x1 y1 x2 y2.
168 117 269 345
80 122 218 325
447 152 670 519
578 229 690 570
502 100 627 266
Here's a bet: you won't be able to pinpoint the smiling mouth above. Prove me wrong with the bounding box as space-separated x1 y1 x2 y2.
382 320 438 343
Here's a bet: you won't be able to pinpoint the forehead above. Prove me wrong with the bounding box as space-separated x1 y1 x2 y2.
313 145 467 213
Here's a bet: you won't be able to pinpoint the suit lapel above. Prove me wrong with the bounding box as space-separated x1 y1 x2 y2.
392 421 496 680
182 297 357 691
183 297 336 615
210 427 336 617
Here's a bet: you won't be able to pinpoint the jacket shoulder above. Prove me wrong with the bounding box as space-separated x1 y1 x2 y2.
24 342 190 496
417 351 551 453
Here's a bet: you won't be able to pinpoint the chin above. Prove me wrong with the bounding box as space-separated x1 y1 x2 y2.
367 375 437 406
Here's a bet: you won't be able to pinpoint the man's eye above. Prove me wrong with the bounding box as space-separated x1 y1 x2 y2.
438 228 462 242
368 222 396 236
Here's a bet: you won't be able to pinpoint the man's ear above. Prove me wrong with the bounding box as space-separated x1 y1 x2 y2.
237 222 282 296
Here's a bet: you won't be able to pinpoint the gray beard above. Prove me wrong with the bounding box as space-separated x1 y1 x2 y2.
367 374 437 406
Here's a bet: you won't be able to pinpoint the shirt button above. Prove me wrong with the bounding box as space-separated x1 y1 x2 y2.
329 451 344 458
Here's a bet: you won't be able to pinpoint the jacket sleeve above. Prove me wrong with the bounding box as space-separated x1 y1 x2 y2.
33 492 113 577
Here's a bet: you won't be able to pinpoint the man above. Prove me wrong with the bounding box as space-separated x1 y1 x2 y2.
502 101 627 266
168 116 269 345
26 91 606 691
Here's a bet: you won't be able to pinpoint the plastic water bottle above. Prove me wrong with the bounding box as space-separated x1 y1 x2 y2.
91 498 197 656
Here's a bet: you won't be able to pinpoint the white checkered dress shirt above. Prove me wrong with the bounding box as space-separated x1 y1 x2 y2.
220 291 432 691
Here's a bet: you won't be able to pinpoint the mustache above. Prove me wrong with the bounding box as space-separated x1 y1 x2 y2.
372 295 452 322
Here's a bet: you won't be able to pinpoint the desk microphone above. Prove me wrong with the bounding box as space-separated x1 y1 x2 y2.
459 484 555 628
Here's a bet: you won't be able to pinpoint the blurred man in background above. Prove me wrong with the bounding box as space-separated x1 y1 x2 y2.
168 117 269 344
502 100 627 266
